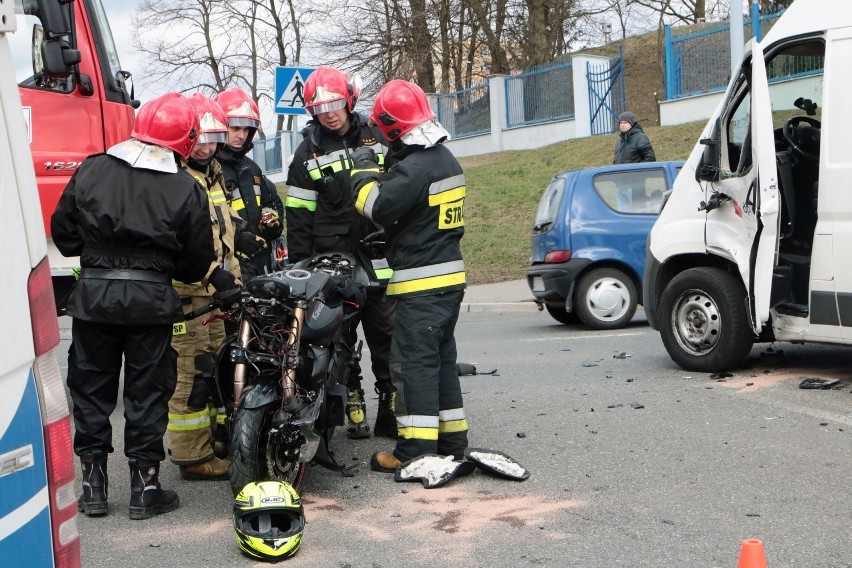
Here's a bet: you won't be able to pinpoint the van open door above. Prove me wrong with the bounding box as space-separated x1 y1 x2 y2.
748 39 781 332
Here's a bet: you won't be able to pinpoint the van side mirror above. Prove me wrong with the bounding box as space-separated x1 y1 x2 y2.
40 39 79 76
696 118 722 182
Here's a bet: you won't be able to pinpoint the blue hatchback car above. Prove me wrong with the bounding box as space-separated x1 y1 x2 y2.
526 161 684 329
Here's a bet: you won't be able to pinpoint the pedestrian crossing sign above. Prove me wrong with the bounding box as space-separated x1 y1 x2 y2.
274 66 316 115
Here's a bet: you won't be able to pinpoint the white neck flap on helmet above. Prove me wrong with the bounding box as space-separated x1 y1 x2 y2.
108 138 178 173
399 119 451 148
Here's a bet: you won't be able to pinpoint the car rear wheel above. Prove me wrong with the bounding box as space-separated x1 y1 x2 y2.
544 303 579 325
574 268 637 330
658 267 754 372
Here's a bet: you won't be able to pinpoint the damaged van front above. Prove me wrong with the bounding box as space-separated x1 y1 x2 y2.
644 0 852 372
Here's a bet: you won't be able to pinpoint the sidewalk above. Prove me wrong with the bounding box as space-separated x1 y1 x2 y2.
461 279 539 313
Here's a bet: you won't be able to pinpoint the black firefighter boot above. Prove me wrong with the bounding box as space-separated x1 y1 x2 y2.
128 462 180 520
373 388 398 439
77 456 108 517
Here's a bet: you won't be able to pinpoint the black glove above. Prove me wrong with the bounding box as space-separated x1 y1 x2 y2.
258 207 283 240
350 146 378 167
235 231 266 258
209 266 239 292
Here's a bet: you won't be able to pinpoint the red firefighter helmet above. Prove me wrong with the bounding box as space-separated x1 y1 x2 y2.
214 88 261 129
304 66 360 116
131 92 199 159
370 80 435 142
187 93 228 144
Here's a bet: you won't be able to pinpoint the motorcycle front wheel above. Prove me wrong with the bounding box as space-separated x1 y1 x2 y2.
228 403 309 495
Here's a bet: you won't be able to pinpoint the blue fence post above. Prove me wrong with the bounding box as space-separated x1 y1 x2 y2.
664 24 674 100
751 2 761 42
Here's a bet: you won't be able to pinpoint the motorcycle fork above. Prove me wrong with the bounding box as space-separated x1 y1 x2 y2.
233 318 252 403
282 301 307 400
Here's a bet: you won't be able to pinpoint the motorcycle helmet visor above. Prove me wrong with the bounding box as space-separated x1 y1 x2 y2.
307 98 347 116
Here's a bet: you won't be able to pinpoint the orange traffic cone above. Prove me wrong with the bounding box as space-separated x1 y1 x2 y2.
737 539 768 568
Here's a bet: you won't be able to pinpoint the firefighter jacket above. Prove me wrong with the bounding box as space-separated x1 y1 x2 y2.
285 112 390 276
50 153 215 324
351 143 466 298
173 158 243 298
216 144 284 238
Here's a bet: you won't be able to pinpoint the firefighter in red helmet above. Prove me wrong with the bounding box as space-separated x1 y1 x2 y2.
51 92 216 519
350 80 469 471
166 94 255 480
214 88 284 280
285 66 397 439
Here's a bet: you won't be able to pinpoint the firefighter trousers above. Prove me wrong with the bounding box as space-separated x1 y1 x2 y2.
389 291 468 461
167 295 227 465
342 287 396 393
66 319 176 464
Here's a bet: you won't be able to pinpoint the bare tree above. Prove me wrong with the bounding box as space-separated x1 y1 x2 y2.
631 0 712 24
132 0 238 95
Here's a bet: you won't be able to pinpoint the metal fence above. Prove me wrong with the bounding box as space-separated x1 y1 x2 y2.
434 82 491 139
505 61 575 128
664 5 784 99
251 131 301 174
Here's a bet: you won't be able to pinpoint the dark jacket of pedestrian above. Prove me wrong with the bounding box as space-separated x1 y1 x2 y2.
614 112 656 164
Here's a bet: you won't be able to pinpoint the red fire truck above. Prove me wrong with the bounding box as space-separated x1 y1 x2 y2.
14 0 137 311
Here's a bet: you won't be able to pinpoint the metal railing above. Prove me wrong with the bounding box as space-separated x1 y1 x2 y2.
505 61 574 128
434 82 491 139
664 4 785 99
251 131 300 174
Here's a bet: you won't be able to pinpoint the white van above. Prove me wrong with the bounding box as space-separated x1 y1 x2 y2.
0 1 81 565
644 0 852 372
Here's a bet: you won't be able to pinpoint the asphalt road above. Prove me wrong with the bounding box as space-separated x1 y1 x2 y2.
60 310 852 568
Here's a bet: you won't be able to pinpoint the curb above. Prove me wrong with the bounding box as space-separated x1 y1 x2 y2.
461 302 540 313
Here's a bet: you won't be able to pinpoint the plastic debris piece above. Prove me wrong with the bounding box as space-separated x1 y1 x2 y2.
465 448 530 481
395 455 476 488
516 432 527 438
613 352 628 359
582 361 599 367
710 372 733 379
630 402 644 409
799 377 839 389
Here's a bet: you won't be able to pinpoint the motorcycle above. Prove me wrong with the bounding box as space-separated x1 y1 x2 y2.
186 250 371 495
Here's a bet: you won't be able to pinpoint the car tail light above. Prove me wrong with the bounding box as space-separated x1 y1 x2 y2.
544 250 572 263
28 257 81 568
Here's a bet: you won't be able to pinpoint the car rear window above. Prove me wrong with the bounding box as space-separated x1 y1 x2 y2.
593 168 668 214
533 177 566 234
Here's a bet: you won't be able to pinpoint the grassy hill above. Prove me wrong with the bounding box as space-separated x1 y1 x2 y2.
459 118 706 284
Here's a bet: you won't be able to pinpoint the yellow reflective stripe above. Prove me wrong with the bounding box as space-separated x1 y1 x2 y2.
374 268 393 280
307 156 354 180
429 186 466 206
354 181 378 216
387 272 466 295
208 190 226 204
231 197 245 211
285 195 317 212
438 419 468 433
167 410 211 431
398 426 439 440
351 166 380 175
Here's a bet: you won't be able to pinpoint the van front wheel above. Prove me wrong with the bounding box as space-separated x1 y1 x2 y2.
659 267 754 372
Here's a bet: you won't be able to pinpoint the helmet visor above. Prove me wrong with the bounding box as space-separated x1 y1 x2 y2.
198 131 227 144
306 98 347 116
228 116 260 128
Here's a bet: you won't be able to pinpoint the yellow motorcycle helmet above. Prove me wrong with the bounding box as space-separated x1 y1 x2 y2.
233 480 304 561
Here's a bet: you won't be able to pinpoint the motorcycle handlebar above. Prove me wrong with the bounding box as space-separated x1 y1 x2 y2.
184 288 244 320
